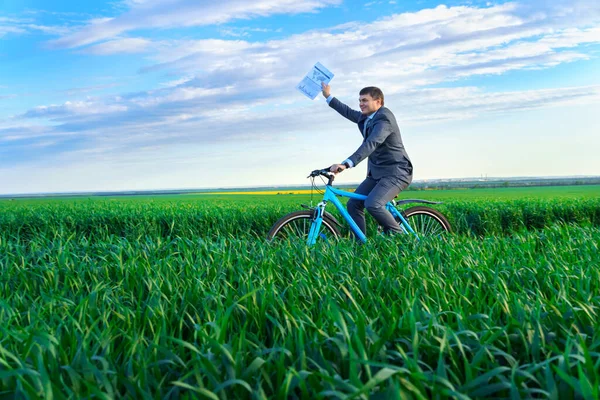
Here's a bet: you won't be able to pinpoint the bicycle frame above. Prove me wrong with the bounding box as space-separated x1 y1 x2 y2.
307 184 419 245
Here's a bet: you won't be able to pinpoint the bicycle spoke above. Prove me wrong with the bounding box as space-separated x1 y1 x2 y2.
283 218 308 238
425 215 436 235
398 208 449 238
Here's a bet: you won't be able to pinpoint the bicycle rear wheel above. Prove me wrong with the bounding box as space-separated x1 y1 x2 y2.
267 210 341 243
398 206 452 237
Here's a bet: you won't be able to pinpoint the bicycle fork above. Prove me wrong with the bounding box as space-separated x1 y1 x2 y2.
307 201 327 246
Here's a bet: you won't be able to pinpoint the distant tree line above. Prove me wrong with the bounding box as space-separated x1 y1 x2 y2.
406 177 600 191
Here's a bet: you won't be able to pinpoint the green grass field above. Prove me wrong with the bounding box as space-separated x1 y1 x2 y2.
1 185 599 398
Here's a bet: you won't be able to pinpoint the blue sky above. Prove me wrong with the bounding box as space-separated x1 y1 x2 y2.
1 0 599 194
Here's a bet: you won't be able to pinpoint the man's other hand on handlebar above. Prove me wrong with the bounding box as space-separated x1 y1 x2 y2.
329 164 347 174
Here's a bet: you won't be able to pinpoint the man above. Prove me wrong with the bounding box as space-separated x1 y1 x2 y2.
321 82 413 237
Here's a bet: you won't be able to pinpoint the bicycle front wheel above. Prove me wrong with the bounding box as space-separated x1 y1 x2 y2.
267 210 341 243
399 206 452 237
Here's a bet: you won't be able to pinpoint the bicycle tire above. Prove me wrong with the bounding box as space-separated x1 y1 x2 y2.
399 206 452 236
267 210 341 242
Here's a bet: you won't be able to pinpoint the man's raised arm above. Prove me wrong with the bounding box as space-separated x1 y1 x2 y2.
322 83 362 123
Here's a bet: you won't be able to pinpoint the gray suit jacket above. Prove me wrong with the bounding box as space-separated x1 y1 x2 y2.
329 97 413 182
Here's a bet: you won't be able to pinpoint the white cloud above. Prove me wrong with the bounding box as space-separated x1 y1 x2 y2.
48 0 342 49
22 100 128 119
0 16 71 38
219 26 283 38
81 37 151 54
61 83 121 95
0 25 26 38
24 24 71 35
391 85 600 124
10 2 600 145
160 76 194 87
132 2 600 102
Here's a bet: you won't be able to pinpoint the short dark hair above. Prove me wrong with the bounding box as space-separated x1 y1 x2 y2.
359 86 384 106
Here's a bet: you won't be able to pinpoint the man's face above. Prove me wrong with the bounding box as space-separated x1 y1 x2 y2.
359 94 382 115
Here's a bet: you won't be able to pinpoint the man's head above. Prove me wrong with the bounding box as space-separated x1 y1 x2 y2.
359 86 384 115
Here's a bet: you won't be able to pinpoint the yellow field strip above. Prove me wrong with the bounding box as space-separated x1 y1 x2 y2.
196 190 318 195
187 189 355 195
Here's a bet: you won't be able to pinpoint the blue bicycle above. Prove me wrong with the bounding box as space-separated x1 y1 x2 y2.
267 168 452 245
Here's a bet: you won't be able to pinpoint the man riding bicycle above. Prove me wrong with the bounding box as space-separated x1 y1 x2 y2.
321 82 413 238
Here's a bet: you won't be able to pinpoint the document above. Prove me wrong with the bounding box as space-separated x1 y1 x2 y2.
296 62 334 100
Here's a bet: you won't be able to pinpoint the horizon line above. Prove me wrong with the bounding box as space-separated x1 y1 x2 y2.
2 174 600 198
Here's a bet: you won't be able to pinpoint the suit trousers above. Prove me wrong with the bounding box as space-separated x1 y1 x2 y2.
347 175 410 238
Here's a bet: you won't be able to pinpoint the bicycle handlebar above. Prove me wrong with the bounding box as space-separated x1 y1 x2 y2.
307 167 334 178
307 167 343 185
